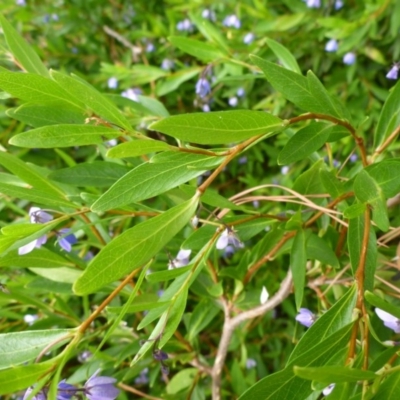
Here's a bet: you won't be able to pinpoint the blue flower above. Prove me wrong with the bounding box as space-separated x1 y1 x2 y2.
223 15 241 29
57 380 78 400
325 39 338 52
23 387 47 400
246 358 257 369
161 59 174 71
216 228 244 250
304 0 321 8
386 64 399 80
19 207 53 255
228 96 238 107
343 52 356 65
295 308 316 328
57 228 77 252
168 249 191 270
376 308 400 333
195 78 211 98
236 87 245 97
201 9 216 22
84 369 120 400
121 88 142 101
176 18 193 32
334 0 344 10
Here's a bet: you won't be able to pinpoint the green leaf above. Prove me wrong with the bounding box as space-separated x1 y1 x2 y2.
278 122 331 164
0 329 71 370
366 159 400 198
0 71 85 110
136 95 169 117
266 38 301 74
289 285 357 363
374 79 400 148
0 362 54 395
91 153 223 212
106 139 171 158
320 169 344 198
149 110 283 145
159 288 188 347
0 15 49 77
291 229 307 310
146 265 192 283
365 291 400 320
48 161 130 187
0 183 76 208
169 36 227 62
0 248 73 269
74 196 198 294
9 124 120 148
0 151 65 198
239 324 353 400
7 102 86 128
348 215 377 291
50 70 132 131
354 170 389 232
187 298 220 342
156 68 201 97
189 12 230 53
293 366 376 383
167 368 198 395
343 202 366 219
107 294 170 314
251 55 349 120
306 234 339 268
306 71 349 120
374 370 400 399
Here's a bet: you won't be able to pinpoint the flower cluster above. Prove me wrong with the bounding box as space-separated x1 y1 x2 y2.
23 370 119 400
216 227 244 250
18 208 77 255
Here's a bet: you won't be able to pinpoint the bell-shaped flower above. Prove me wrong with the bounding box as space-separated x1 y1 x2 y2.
386 64 399 80
295 308 316 328
57 380 78 400
19 207 53 255
84 369 120 400
168 249 191 270
216 228 244 250
375 308 400 333
195 78 211 98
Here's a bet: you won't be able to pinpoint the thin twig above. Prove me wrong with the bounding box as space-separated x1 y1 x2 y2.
103 25 142 62
211 271 292 400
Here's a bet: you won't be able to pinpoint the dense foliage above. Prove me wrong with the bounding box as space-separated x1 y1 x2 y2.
1 0 400 399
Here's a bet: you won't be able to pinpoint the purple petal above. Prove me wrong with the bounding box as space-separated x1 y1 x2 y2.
296 308 316 328
19 240 39 255
216 230 229 250
386 66 399 80
58 237 72 252
375 308 398 323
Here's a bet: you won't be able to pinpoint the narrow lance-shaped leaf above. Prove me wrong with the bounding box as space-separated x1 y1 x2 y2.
354 170 389 232
374 79 400 148
50 70 132 131
278 122 331 165
91 152 223 212
9 124 120 148
74 196 199 294
48 161 131 187
291 229 307 310
107 139 171 159
0 329 72 370
265 37 301 74
0 362 54 395
169 36 227 62
0 71 85 110
0 151 66 198
7 102 86 128
149 110 283 144
293 366 376 383
0 15 49 77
